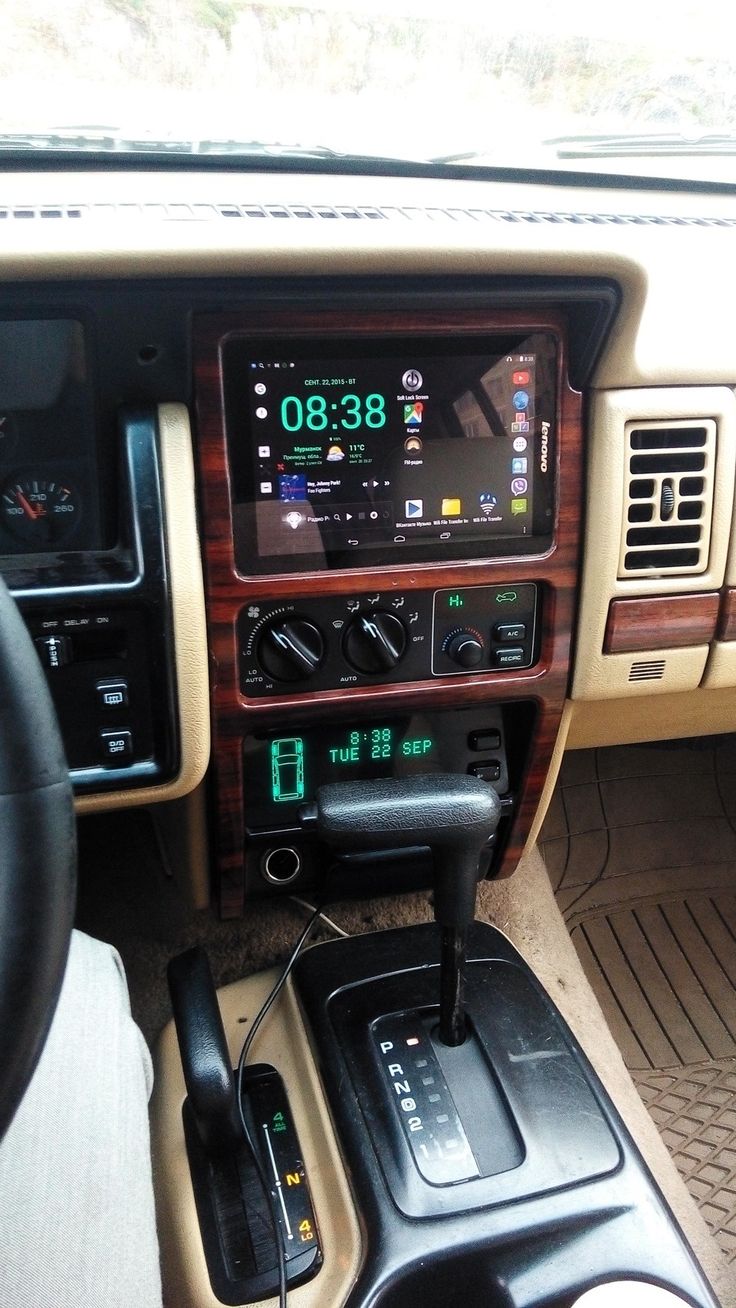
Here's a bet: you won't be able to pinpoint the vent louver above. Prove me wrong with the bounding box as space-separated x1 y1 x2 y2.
618 421 716 577
628 659 666 682
0 202 735 227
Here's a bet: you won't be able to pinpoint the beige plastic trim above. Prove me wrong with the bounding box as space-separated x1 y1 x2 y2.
577 644 710 700
565 686 736 749
526 701 573 849
572 386 736 703
76 402 210 813
703 641 736 689
151 970 362 1308
149 781 211 911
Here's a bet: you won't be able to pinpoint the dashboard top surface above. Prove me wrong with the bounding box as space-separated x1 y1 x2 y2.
0 165 734 391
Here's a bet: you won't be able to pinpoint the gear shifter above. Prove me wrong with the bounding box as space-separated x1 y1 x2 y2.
167 946 323 1301
299 773 501 1045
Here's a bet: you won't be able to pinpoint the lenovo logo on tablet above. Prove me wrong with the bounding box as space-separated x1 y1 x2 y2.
540 420 550 473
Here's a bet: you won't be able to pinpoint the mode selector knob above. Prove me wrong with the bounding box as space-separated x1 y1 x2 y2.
343 611 407 674
445 629 484 669
257 618 324 683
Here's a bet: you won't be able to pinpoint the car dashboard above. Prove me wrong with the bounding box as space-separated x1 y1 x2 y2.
2 164 736 907
2 159 736 1306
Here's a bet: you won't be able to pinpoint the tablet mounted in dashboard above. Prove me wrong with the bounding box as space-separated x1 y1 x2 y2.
224 332 556 575
193 300 584 916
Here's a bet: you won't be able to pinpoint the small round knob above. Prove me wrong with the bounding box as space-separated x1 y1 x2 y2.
445 630 484 668
257 618 324 682
343 611 407 674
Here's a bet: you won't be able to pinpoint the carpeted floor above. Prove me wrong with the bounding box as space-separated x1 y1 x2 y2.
75 807 436 1047
540 737 736 1268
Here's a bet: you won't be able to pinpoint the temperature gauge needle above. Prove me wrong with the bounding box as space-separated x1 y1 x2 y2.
1 474 79 544
16 490 45 519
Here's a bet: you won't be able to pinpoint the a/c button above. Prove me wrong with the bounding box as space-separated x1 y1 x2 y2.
494 622 526 642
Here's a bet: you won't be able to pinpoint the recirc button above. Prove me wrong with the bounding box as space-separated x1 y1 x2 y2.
494 647 526 668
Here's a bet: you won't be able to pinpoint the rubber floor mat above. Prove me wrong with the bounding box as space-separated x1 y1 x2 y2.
540 738 736 1265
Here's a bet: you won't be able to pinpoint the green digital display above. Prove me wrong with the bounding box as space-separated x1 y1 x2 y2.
328 727 393 764
253 720 440 821
325 727 436 766
401 737 434 756
448 593 464 608
270 737 305 803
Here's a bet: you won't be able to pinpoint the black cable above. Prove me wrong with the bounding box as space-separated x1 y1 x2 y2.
235 900 326 1308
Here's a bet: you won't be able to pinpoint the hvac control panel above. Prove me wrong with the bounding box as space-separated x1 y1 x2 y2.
238 583 538 697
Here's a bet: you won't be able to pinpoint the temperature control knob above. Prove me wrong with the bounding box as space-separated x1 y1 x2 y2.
445 629 484 669
257 618 324 683
343 611 407 674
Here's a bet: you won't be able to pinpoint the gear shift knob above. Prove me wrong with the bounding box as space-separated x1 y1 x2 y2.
300 773 501 1044
302 773 500 922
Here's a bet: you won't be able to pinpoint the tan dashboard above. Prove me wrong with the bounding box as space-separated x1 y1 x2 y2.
0 164 734 847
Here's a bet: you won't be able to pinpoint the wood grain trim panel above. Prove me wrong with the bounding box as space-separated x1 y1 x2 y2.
604 594 720 655
193 304 583 917
718 588 736 641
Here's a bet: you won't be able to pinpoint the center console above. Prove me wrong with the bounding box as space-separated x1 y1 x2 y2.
291 922 716 1308
157 788 719 1308
154 285 719 1308
193 299 584 914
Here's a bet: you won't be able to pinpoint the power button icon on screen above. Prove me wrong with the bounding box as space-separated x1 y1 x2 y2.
402 369 423 391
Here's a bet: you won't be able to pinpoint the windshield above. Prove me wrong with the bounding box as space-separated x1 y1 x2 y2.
3 0 736 183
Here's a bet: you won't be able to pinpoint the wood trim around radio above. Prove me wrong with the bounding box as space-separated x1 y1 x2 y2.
193 303 583 917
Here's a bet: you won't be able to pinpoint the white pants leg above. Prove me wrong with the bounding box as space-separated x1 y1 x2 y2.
0 929 162 1308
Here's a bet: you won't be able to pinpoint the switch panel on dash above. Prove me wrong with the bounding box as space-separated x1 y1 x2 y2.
25 609 155 774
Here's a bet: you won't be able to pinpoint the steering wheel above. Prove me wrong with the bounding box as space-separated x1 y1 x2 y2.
0 576 76 1141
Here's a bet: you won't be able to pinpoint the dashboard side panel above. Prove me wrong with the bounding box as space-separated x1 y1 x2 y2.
76 404 210 812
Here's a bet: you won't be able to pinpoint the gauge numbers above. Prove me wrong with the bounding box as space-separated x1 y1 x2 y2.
1 475 81 545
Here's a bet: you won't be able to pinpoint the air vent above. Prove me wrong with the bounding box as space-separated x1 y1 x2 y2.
0 202 735 227
618 420 716 577
628 659 666 682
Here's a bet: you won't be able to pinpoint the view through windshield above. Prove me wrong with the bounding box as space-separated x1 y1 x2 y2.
2 0 735 180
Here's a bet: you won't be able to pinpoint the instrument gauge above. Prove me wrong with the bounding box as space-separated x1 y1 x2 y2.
1 474 81 546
